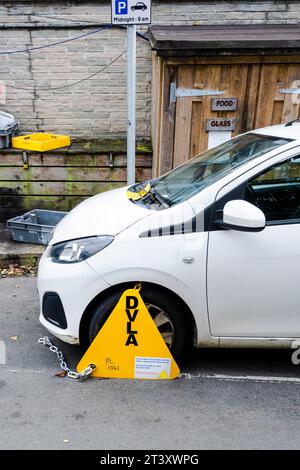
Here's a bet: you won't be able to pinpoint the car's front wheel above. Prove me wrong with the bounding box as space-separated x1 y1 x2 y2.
88 285 188 359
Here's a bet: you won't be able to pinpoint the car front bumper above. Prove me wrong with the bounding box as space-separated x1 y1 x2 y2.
38 247 110 344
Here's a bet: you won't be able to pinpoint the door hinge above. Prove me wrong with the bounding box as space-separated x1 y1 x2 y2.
279 88 300 94
170 82 224 103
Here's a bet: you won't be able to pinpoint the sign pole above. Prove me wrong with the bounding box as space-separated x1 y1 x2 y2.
112 0 151 185
127 24 136 185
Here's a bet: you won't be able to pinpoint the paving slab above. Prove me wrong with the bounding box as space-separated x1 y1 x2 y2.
0 241 44 268
0 222 44 267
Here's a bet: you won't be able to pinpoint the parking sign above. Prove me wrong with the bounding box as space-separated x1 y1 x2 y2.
112 0 151 25
115 0 128 15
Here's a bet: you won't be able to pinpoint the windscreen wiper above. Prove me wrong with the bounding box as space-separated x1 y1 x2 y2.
145 187 169 208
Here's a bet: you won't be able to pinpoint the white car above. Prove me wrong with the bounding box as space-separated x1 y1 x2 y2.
38 123 300 358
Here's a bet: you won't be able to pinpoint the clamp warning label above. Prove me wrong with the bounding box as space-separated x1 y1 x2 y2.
135 356 171 379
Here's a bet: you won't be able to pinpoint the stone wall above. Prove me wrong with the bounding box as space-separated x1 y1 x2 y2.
0 1 299 141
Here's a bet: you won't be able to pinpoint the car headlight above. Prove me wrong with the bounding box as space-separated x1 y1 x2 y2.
50 235 114 263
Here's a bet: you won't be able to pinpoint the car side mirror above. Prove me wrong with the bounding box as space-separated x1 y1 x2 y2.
218 200 266 232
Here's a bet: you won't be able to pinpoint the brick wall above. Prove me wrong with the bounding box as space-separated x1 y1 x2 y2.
0 1 300 142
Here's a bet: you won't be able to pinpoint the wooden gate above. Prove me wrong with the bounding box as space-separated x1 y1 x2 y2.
152 55 300 176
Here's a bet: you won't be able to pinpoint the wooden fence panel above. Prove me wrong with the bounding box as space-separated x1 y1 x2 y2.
152 55 300 175
0 150 152 221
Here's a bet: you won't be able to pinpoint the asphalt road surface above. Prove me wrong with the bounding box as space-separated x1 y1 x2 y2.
0 276 299 450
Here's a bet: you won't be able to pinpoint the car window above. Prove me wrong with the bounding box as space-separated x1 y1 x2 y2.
245 156 300 223
144 133 291 207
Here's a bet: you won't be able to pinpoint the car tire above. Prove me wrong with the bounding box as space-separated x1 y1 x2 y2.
88 285 188 359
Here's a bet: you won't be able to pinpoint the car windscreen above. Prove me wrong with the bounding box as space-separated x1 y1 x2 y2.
148 133 291 207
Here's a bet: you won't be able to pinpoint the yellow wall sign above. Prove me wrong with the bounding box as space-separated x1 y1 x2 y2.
77 288 180 380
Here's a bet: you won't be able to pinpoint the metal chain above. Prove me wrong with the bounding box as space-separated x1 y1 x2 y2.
38 336 96 381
